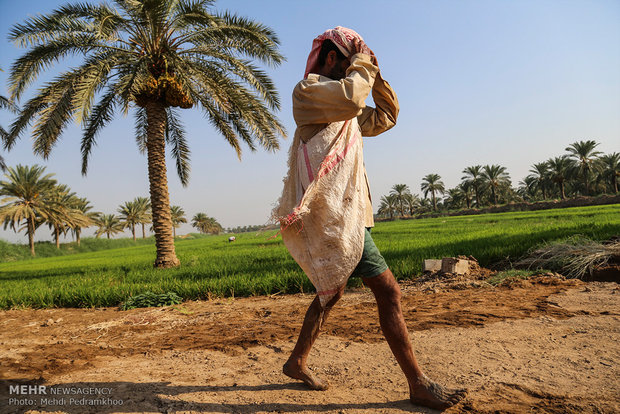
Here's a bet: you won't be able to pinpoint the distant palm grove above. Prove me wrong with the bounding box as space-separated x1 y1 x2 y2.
0 164 228 256
377 140 619 218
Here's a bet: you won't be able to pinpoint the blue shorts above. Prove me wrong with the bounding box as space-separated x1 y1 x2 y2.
350 228 388 279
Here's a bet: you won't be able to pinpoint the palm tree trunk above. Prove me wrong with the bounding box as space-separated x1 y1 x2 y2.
132 225 136 242
474 186 480 207
76 228 81 246
492 186 498 205
107 233 110 239
560 182 565 199
55 227 60 249
173 226 176 238
142 223 146 239
145 100 180 268
431 191 437 211
28 218 35 256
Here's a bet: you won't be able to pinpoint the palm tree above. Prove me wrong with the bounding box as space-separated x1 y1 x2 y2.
421 173 445 211
459 181 474 209
46 184 91 249
170 205 187 238
403 193 420 216
462 165 483 207
0 165 57 255
599 153 620 194
527 162 550 200
482 164 510 205
95 214 125 239
118 199 142 241
389 184 411 217
7 0 285 268
378 194 398 219
547 156 572 199
565 140 602 195
133 196 152 238
71 197 99 246
444 187 465 210
191 212 221 234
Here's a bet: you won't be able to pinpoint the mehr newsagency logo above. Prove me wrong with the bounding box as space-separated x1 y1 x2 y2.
7 384 124 407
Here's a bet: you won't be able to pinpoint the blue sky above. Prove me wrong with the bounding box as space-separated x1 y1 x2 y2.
0 0 619 243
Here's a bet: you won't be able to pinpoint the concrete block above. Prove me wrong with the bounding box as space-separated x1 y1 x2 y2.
423 259 442 273
441 257 470 275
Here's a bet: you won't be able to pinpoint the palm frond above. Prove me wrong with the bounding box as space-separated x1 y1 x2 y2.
134 106 148 154
0 96 18 113
165 107 191 186
72 51 124 126
212 12 284 66
31 83 75 159
180 49 280 110
81 88 118 175
9 34 108 101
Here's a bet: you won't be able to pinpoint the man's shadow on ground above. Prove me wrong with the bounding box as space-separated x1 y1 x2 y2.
0 379 437 414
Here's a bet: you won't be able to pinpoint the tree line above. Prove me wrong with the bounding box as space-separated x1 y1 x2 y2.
378 140 619 218
0 164 223 255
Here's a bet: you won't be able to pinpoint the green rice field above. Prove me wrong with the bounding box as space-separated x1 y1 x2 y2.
0 204 618 309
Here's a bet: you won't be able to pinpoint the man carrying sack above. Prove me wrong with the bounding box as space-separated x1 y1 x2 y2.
273 26 466 410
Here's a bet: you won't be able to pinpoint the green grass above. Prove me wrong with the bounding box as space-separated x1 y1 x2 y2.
0 233 211 262
0 204 618 309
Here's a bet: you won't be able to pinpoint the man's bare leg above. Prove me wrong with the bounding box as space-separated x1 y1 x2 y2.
283 287 344 390
363 269 467 410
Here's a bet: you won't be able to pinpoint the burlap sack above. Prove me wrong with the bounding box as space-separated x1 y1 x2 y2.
273 118 367 306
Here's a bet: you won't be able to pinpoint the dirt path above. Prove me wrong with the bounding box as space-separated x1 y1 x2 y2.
1 278 618 413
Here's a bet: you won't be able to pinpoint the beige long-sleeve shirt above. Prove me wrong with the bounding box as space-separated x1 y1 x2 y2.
292 53 399 227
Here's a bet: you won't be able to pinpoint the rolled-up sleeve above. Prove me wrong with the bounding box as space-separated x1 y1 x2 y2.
293 54 378 126
357 72 399 137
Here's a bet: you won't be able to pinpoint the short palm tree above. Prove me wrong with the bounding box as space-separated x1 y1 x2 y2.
421 173 445 211
459 181 474 209
95 214 125 239
519 176 539 201
46 184 91 248
565 140 602 195
527 162 550 200
482 165 510 205
191 212 221 234
71 197 99 245
170 205 187 238
462 165 483 207
403 192 420 216
118 199 142 241
389 184 411 217
444 187 465 210
7 0 285 268
0 164 57 255
131 196 151 238
547 156 572 199
599 152 620 194
378 194 398 219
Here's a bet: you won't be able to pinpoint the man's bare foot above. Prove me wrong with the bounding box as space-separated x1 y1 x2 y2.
409 374 467 411
283 360 329 390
